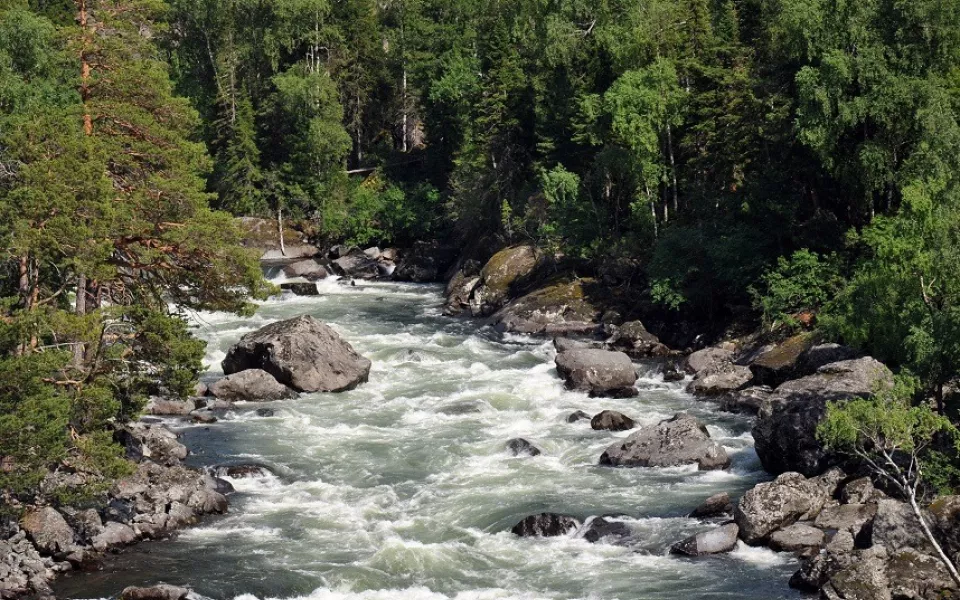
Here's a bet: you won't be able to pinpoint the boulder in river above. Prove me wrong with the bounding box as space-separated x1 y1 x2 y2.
393 241 458 283
280 282 320 296
566 410 590 423
282 259 329 281
598 413 730 470
590 410 636 431
689 493 734 519
555 348 638 398
331 248 380 279
670 523 740 556
209 369 298 402
222 315 371 393
511 513 581 537
580 517 632 544
506 438 542 457
753 357 894 476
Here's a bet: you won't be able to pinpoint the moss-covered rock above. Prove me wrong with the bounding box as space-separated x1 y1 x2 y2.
491 279 604 335
468 246 541 316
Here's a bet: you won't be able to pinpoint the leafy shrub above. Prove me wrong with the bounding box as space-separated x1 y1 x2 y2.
752 249 842 329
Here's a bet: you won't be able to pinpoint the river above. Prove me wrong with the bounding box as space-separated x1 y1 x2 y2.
55 279 800 600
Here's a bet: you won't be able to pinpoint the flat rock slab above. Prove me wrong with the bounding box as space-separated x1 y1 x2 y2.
598 413 730 470
222 315 371 393
768 523 825 553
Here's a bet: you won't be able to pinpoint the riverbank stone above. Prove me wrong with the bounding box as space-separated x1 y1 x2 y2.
555 348 638 397
210 369 298 402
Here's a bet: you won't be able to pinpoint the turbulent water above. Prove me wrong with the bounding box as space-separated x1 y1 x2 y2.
55 279 800 600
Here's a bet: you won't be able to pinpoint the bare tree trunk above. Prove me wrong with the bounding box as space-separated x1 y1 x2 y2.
78 0 93 135
666 123 678 215
402 65 409 153
73 273 87 367
908 492 960 588
278 208 287 257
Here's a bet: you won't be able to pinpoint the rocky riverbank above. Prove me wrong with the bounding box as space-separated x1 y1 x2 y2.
0 423 231 599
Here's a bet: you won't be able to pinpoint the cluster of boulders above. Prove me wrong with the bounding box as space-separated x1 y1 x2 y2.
728 469 957 599
0 424 230 599
146 316 372 420
679 337 893 477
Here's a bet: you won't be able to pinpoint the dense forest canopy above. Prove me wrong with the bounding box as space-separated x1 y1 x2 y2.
2 0 960 500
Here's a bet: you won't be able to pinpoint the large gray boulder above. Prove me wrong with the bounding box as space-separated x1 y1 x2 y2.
282 259 329 281
687 363 753 396
885 548 958 599
116 422 188 466
746 334 815 386
689 492 734 518
753 358 894 476
671 523 740 556
20 507 75 557
684 346 735 375
491 279 605 336
209 369 298 402
331 249 379 279
598 413 730 470
717 386 772 415
734 472 827 544
222 316 371 393
814 504 878 540
870 499 933 553
555 348 638 397
468 246 540 317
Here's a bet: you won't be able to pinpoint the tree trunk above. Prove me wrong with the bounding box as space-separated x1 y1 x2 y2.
278 208 287 257
73 273 87 368
666 123 678 215
908 491 960 588
78 0 93 135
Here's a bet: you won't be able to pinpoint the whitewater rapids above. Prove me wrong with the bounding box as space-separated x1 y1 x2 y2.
55 279 799 599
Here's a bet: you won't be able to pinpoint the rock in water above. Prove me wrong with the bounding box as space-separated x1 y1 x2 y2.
687 363 753 396
121 585 190 600
567 410 590 423
590 410 636 431
511 513 582 537
282 259 329 281
506 438 542 456
209 369 298 402
598 413 730 470
280 282 320 296
753 358 894 476
581 517 632 543
689 493 734 518
554 348 638 397
671 523 740 556
222 315 371 393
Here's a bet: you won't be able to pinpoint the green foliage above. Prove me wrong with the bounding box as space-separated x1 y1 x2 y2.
818 377 960 498
753 250 842 329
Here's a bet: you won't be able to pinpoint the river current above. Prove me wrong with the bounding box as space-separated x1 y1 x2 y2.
55 279 799 600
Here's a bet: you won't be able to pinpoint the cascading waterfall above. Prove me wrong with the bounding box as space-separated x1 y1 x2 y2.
56 279 799 600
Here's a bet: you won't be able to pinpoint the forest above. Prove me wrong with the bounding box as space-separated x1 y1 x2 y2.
2 0 960 500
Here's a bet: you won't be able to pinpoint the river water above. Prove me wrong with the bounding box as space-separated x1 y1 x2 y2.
55 279 799 600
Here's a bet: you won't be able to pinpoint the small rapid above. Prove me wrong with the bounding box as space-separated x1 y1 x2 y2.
55 280 799 600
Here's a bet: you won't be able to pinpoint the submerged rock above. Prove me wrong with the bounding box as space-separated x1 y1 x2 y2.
566 410 590 423
590 410 636 431
222 315 371 393
511 513 581 537
208 464 274 479
671 523 740 556
209 369 298 402
580 517 632 544
555 348 638 398
598 414 730 470
280 282 320 296
506 438 542 457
